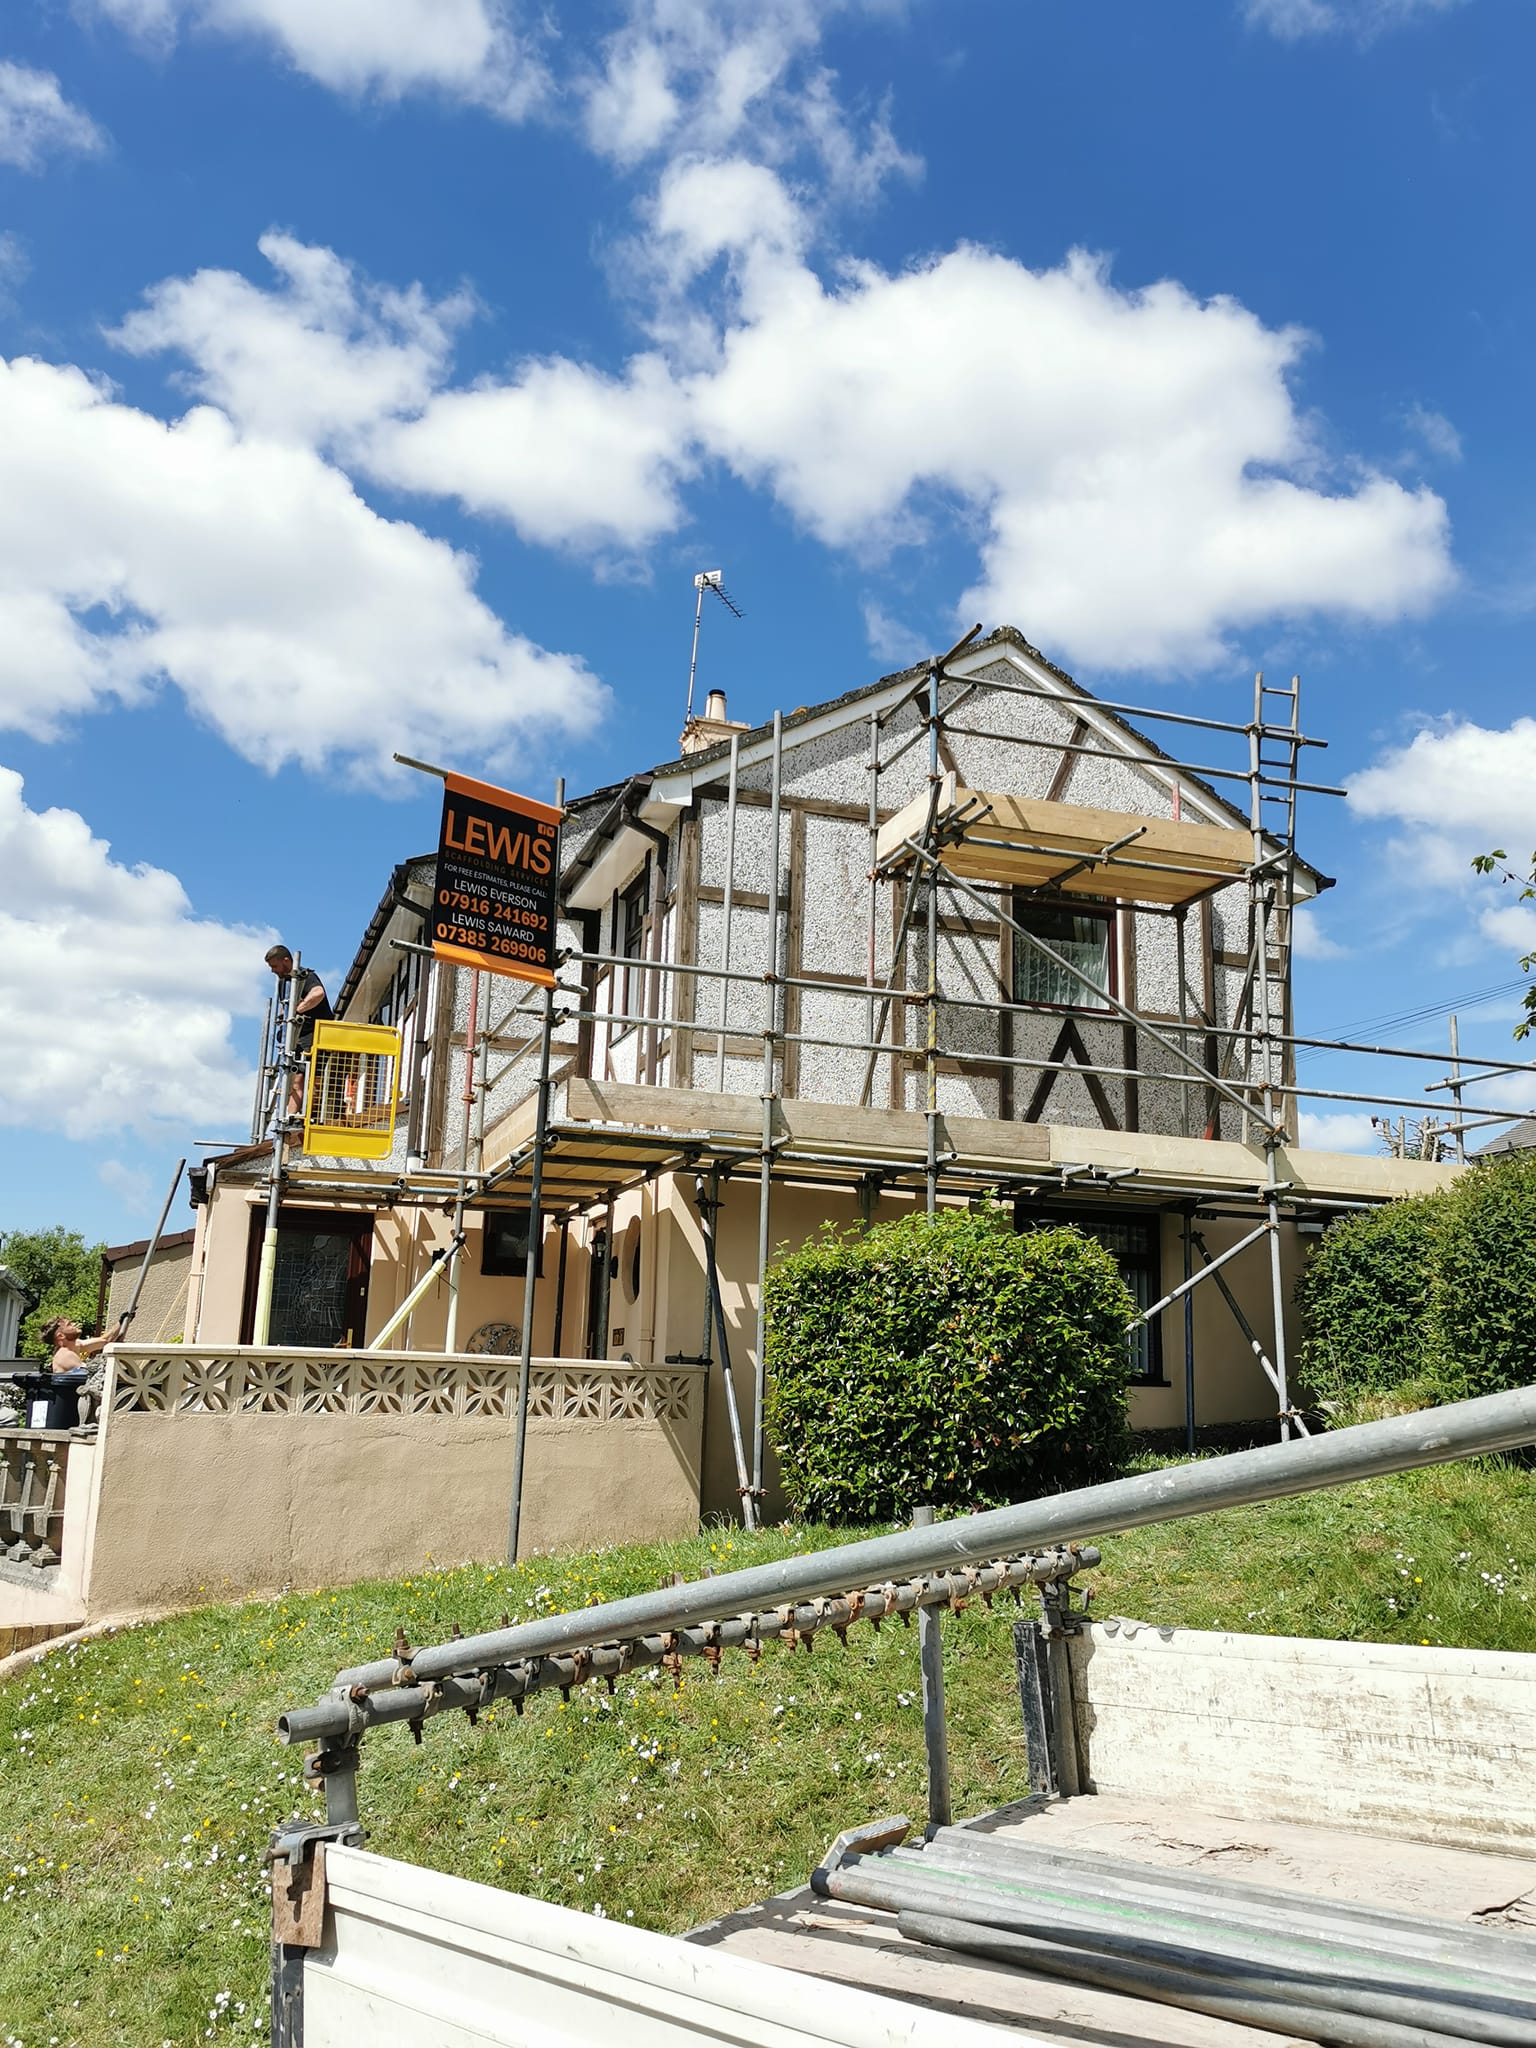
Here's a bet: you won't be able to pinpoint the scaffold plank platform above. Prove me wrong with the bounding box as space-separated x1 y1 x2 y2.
876 774 1255 903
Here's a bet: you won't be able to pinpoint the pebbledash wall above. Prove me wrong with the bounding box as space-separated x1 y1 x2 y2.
0 1346 703 1628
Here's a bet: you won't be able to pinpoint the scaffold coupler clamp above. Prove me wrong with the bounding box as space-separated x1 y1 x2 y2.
1038 1554 1090 1639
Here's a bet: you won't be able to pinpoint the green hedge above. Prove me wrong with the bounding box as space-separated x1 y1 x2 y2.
1434 1151 1536 1397
1296 1151 1536 1416
1295 1196 1446 1408
763 1205 1133 1522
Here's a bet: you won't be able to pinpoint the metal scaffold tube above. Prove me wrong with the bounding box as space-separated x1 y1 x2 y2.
252 957 302 1347
301 1382 1536 1709
918 1830 1536 1976
508 776 566 1564
712 731 740 1093
897 1912 1502 2048
809 1822 1536 2048
751 710 783 1517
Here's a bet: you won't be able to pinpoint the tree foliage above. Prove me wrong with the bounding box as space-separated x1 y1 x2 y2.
763 1205 1133 1522
1471 846 1536 1039
0 1225 105 1359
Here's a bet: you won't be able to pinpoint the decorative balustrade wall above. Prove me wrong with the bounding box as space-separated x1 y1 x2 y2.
74 1346 707 1616
108 1347 700 1426
0 1431 71 1571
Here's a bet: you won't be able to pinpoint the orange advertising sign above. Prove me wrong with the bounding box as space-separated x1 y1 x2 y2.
432 772 563 986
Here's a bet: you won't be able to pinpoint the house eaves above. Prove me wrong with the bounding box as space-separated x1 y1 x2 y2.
335 857 436 1018
0 1264 37 1311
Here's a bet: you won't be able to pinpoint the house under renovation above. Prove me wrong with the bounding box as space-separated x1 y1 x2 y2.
168 625 1464 1541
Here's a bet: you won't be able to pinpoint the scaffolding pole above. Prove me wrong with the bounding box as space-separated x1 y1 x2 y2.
508 777 565 1565
752 712 783 1514
713 731 740 1092
925 662 941 1216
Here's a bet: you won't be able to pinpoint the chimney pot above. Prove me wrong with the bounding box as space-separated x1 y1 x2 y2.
705 688 728 721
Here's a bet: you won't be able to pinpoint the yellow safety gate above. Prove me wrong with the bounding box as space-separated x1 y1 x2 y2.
301 1020 402 1160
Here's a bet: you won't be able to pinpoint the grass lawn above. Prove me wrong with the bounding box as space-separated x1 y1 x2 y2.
1 1456 1531 2047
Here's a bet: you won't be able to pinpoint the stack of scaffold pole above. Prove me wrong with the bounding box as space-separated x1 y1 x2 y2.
813 1817 1536 2048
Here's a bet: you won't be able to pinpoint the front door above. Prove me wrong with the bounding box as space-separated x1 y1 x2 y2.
242 1208 373 1348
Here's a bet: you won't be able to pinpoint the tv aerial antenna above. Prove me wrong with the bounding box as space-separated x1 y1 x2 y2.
685 569 744 724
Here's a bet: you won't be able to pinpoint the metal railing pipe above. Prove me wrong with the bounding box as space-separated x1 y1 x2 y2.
322 1383 1536 1698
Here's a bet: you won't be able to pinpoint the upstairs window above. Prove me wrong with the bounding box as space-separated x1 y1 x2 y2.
614 865 650 1039
1012 897 1113 1011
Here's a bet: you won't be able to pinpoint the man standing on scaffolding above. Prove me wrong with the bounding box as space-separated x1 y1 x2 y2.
265 944 332 1121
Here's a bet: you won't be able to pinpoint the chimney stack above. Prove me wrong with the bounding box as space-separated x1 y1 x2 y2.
681 687 750 757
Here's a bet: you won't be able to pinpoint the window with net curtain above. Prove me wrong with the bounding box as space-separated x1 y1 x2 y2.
1011 898 1114 1009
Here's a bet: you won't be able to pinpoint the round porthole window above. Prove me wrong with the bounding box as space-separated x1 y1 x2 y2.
621 1215 643 1304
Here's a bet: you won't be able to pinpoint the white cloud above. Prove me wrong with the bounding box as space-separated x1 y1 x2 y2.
367 354 693 551
89 0 544 114
1348 718 1536 873
1297 1110 1383 1153
114 233 692 553
1245 0 1466 37
1479 902 1536 957
1348 719 1536 964
0 352 605 776
1404 402 1463 464
111 232 474 450
1291 906 1347 960
0 61 106 171
686 230 1453 670
0 768 269 1139
121 217 1454 672
98 1158 155 1214
862 600 926 669
580 0 919 205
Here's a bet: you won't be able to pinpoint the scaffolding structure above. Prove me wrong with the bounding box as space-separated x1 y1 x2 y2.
250 633 1536 1540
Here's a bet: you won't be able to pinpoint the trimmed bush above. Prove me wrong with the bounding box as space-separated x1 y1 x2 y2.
1433 1150 1536 1397
763 1205 1133 1522
1295 1196 1447 1413
1296 1151 1536 1419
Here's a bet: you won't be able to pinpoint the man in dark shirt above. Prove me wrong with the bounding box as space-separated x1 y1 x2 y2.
264 944 333 1118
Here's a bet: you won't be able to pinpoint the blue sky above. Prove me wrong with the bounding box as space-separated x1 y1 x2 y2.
2 0 1534 1250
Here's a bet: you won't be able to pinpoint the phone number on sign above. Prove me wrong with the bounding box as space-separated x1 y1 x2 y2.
437 922 549 963
438 889 546 928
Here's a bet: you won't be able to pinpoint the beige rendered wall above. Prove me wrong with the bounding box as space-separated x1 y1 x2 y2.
515 1178 1308 1518
193 1189 572 1356
192 1181 259 1343
1129 1212 1312 1434
106 1242 194 1343
189 1152 1353 1522
83 1404 701 1614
